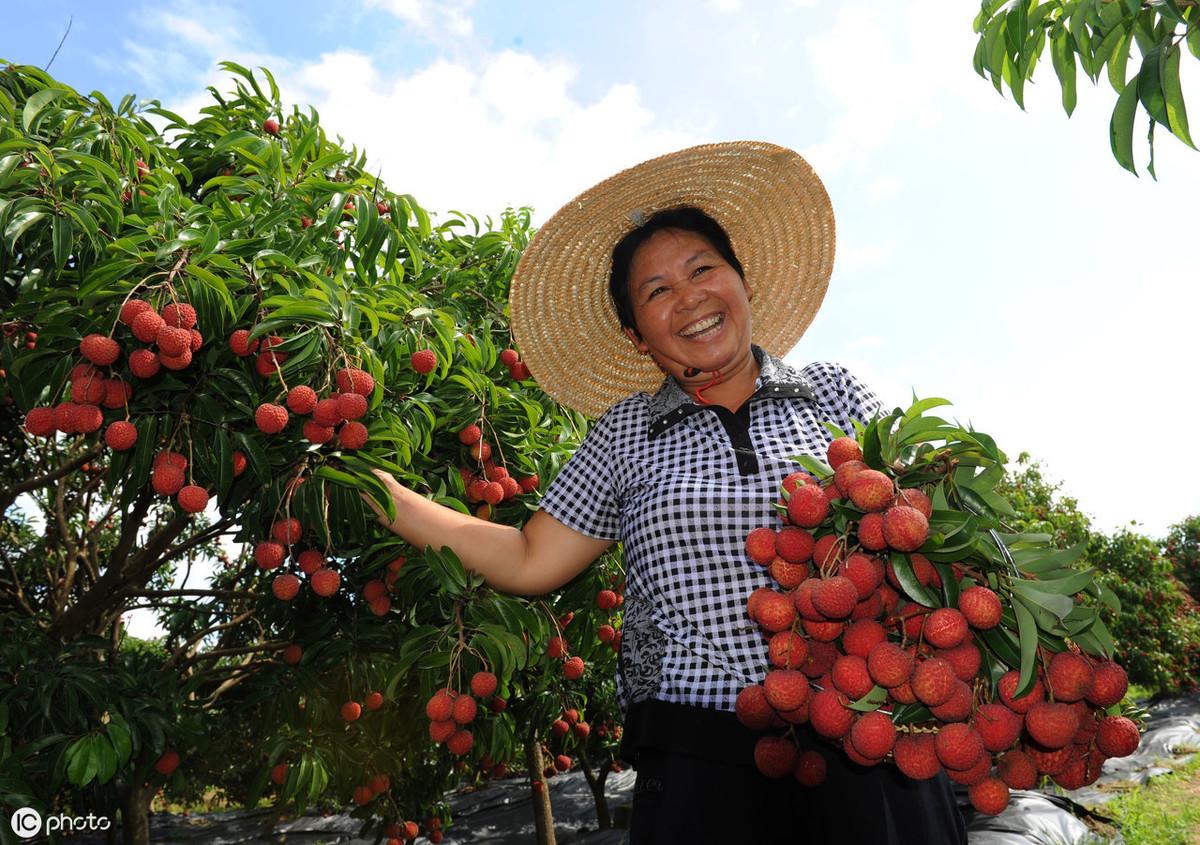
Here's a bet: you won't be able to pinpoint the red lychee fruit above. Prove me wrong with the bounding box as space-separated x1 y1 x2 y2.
1047 651 1094 703
154 751 180 776
911 657 956 707
255 403 288 434
974 702 1023 752
934 723 985 771
958 586 1002 629
800 640 838 679
562 656 585 680
554 754 571 772
968 778 1010 816
162 303 197 330
842 619 887 659
310 567 340 596
826 436 863 469
509 361 531 380
867 641 914 688
105 421 138 451
102 378 132 409
177 485 208 514
229 329 259 357
270 763 289 785
894 487 933 519
812 534 843 569
744 527 777 565
848 469 894 512
781 470 816 493
24 407 57 437
832 459 868 497
80 334 120 366
894 734 942 780
929 679 974 723
255 541 285 570
458 424 483 445
338 421 368 449
159 348 192 371
856 511 887 551
447 730 474 755
156 325 190 356
282 644 303 665
73 404 103 433
547 636 568 659
296 549 323 574
470 671 498 698
1024 702 1079 750
754 736 798 779
764 669 811 712
755 590 797 632
337 392 368 420
841 552 884 599
768 631 810 670
272 574 301 601
341 701 361 722
120 299 153 326
426 689 457 721
735 684 775 730
519 474 540 492
850 710 896 759
1086 660 1129 708
411 349 437 374
310 398 342 427
1097 715 1140 758
809 689 855 739
270 518 302 545
997 671 1045 714
923 608 969 649
451 695 478 724
499 348 520 367
882 506 928 552
286 386 318 414
775 526 815 563
812 576 859 619
831 654 874 699
129 348 160 378
303 421 335 444
263 118 280 135
793 750 827 787
786 484 829 528
152 465 185 496
336 367 375 396
996 749 1038 789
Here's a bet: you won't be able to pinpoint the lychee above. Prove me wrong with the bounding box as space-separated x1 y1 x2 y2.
229 329 259 357
768 631 810 670
104 420 138 451
1024 702 1079 750
286 386 318 414
763 669 810 712
894 487 933 519
958 586 1002 629
338 421 368 449
177 485 208 513
336 367 375 396
894 733 941 780
341 701 362 722
735 685 775 730
1086 660 1129 708
159 348 192 371
312 398 343 426
826 436 863 469
337 392 368 420
119 299 153 326
411 349 437 374
162 303 197 330
24 407 57 437
1096 716 1139 757
471 671 498 698
850 710 896 759
255 403 289 434
934 723 985 771
129 348 160 378
152 465 185 496
996 749 1038 789
1047 651 1094 703
968 778 1010 816
451 695 477 724
997 670 1045 714
856 512 887 551
272 574 301 601
255 541 285 570
80 334 120 366
831 654 874 699
811 576 858 619
882 506 928 552
924 608 969 649
271 518 303 545
867 642 914 688
562 656 585 680
310 567 340 596
786 484 829 528
808 690 854 739
793 750 827 787
911 657 956 707
848 469 894 512
775 526 814 563
754 736 798 779
744 527 777 565
973 702 1023 752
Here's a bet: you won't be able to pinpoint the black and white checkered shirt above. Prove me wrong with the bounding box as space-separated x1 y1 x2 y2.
538 345 882 716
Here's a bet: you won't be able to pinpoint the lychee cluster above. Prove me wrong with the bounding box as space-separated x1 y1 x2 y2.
256 516 344 600
499 347 530 381
251 364 375 450
149 449 209 514
424 671 502 757
456 423 539 520
736 436 1141 816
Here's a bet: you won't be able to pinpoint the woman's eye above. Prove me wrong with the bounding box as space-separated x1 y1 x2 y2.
693 265 711 277
648 286 667 298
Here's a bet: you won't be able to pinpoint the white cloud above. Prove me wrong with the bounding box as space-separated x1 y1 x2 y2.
364 0 475 38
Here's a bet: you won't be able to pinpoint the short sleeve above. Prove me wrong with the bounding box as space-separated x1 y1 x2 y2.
537 411 622 541
801 361 884 435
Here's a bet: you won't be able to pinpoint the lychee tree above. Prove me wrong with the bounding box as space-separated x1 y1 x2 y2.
0 60 626 845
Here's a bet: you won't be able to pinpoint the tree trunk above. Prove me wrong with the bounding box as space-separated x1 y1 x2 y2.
525 734 556 845
118 780 154 845
577 746 611 830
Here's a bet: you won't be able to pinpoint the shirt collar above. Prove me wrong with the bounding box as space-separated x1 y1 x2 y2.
646 344 814 439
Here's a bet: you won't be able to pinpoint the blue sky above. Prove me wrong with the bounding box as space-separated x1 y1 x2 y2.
5 0 1199 545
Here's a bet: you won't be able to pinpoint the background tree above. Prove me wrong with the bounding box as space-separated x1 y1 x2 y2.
0 60 625 845
973 0 1200 175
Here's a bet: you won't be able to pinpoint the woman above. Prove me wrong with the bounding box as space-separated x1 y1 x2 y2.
366 142 967 844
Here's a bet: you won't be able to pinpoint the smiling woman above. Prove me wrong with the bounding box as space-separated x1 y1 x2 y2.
369 141 967 844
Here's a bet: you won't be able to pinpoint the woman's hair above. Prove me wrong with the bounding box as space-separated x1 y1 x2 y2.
608 206 745 341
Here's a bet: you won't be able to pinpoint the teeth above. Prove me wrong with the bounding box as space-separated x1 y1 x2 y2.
680 314 722 337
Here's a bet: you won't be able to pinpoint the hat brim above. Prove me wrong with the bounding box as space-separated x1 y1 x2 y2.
510 140 835 418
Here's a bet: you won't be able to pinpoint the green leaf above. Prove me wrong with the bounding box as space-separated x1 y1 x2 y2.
848 685 888 712
1012 598 1039 697
1161 45 1195 148
1137 45 1171 126
1109 77 1140 174
21 86 71 134
793 454 833 480
1010 580 1075 619
890 553 939 607
105 714 132 765
977 626 1021 669
1106 27 1132 92
1051 29 1078 115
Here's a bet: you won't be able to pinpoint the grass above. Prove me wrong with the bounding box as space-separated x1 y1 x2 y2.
1090 754 1200 845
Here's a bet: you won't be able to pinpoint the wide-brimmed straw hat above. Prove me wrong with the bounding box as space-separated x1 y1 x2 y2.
509 140 835 418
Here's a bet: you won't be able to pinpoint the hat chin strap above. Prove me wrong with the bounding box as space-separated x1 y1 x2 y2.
683 367 723 405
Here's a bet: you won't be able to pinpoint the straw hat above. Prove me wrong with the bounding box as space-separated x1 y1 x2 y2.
509 140 835 418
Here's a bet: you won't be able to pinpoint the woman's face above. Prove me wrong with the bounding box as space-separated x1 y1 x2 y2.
622 227 753 380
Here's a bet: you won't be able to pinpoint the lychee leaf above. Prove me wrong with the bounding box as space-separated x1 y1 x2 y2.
847 685 888 712
820 421 848 440
1012 597 1040 697
792 454 833 480
890 553 939 608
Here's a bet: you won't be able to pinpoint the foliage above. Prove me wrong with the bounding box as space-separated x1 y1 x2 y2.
1164 515 1200 598
996 456 1200 695
0 58 624 842
973 0 1200 176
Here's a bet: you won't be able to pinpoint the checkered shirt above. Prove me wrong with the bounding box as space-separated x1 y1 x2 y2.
537 345 883 716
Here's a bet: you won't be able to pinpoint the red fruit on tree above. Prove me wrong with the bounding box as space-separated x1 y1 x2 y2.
303 420 335 444
958 586 1002 629
847 469 894 512
255 541 285 570
177 485 208 514
263 117 280 135
23 407 57 437
882 506 928 552
119 299 153 326
1086 660 1129 708
1047 651 1094 703
255 403 289 434
73 404 104 433
232 450 248 477
286 385 318 414
341 701 362 722
229 329 259 357
923 608 969 649
793 750 827 787
411 349 437 374
154 751 180 776
452 696 478 725
159 348 192 371
365 691 385 711
337 392 368 420
282 644 303 665
850 710 896 760
312 398 343 426
161 303 197 329
776 526 815 563
826 436 863 469
547 636 568 659
744 527 777 565
271 763 289 785
129 348 161 378
753 736 797 779
447 730 474 756
470 671 498 698
1096 715 1140 758
934 723 985 771
458 424 482 445
997 670 1045 714
968 778 1010 815
499 348 519 367
310 567 341 597
156 325 190 356
336 367 375 396
104 421 138 451
338 421 368 449
894 734 942 780
562 656 585 680
1024 702 1080 750
786 484 829 528
271 518 303 545
152 465 185 496
80 334 120 366
272 574 301 601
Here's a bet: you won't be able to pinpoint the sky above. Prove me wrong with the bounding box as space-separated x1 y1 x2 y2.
5 1 1198 633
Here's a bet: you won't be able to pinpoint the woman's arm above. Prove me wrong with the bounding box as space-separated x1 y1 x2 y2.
363 469 614 596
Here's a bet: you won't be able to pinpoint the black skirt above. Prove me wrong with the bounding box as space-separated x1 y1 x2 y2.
623 700 967 845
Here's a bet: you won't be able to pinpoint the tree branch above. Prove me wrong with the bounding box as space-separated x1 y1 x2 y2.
167 609 256 670
0 443 103 514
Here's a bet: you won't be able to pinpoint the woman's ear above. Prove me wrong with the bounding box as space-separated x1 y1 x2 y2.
623 325 649 355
